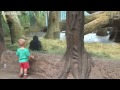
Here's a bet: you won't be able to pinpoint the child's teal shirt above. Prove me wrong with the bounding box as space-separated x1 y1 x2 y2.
16 48 30 63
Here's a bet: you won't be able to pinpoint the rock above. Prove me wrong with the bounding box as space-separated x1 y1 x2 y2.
96 28 108 36
42 26 47 32
0 50 63 78
0 50 19 72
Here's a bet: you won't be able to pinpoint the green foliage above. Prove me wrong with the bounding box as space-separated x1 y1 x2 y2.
18 11 31 35
39 11 46 28
18 12 30 27
29 11 46 29
6 43 19 51
18 11 46 31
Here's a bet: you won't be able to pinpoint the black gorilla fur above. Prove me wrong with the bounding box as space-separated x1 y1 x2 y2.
29 35 42 51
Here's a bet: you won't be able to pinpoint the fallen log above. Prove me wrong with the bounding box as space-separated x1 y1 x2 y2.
84 11 120 35
84 12 110 34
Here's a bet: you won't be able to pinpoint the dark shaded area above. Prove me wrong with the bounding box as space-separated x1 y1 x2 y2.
109 17 120 42
109 27 120 42
29 35 42 51
86 11 98 14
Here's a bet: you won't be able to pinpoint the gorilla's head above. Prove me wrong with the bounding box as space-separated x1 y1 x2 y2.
33 35 39 41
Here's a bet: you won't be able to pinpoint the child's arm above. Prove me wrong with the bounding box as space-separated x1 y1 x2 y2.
29 55 34 59
26 49 34 59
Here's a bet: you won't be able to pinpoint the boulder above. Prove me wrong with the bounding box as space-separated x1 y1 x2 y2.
0 50 63 78
96 28 108 36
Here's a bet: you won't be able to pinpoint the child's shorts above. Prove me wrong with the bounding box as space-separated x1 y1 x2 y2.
20 62 30 69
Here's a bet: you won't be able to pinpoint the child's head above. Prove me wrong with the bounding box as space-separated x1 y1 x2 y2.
18 39 26 47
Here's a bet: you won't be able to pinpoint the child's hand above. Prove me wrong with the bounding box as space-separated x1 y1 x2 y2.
30 55 34 59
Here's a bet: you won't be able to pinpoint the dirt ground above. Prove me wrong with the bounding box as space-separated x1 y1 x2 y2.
0 52 120 79
0 69 45 79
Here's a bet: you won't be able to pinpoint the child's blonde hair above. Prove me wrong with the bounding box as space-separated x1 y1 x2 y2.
18 39 26 47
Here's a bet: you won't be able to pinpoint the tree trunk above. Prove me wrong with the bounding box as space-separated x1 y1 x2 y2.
0 11 6 55
5 11 24 44
44 11 60 39
57 11 94 79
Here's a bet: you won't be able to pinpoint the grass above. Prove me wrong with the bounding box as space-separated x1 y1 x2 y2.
85 43 120 60
5 37 120 60
5 37 67 55
41 38 66 54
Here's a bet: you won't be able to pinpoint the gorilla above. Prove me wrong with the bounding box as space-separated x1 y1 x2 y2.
29 35 42 51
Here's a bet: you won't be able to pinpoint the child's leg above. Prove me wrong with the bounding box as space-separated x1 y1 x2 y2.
23 62 30 75
23 69 28 79
19 63 24 76
24 68 28 75
23 62 30 78
20 68 23 74
19 68 24 77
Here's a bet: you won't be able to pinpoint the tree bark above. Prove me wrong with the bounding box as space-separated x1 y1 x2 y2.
5 11 24 44
57 11 94 79
0 11 6 55
44 11 60 39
